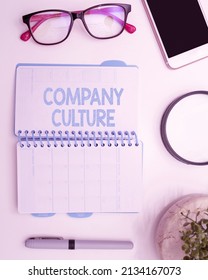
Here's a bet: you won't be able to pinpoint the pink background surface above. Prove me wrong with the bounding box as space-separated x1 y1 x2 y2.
1 0 208 259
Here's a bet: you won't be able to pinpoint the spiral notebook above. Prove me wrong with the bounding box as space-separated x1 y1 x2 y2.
15 62 142 214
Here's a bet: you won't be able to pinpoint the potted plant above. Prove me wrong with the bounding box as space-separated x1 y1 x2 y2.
156 194 208 260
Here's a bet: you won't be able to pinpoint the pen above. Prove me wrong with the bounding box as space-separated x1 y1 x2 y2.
25 237 134 250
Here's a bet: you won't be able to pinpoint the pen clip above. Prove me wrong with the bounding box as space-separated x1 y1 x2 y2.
28 237 64 240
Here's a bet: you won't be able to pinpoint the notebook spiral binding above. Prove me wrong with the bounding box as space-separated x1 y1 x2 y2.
17 130 139 148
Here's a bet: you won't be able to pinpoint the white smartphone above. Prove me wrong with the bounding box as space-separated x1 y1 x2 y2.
142 0 208 68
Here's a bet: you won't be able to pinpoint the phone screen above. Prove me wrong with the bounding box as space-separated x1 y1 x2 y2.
146 0 208 58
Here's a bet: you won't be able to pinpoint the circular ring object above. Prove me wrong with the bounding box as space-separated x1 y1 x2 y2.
161 91 208 165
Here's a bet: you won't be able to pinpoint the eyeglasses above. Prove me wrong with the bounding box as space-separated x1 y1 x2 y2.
20 3 136 45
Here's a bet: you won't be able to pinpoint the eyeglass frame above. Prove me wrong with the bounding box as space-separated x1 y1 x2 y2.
21 3 136 45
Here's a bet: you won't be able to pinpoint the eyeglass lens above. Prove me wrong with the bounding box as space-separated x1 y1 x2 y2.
29 11 72 44
84 5 125 38
28 5 126 44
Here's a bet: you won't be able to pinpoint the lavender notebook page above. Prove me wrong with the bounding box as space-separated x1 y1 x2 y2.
15 64 142 213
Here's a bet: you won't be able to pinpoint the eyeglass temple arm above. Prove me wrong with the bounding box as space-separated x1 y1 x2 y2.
20 10 136 41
